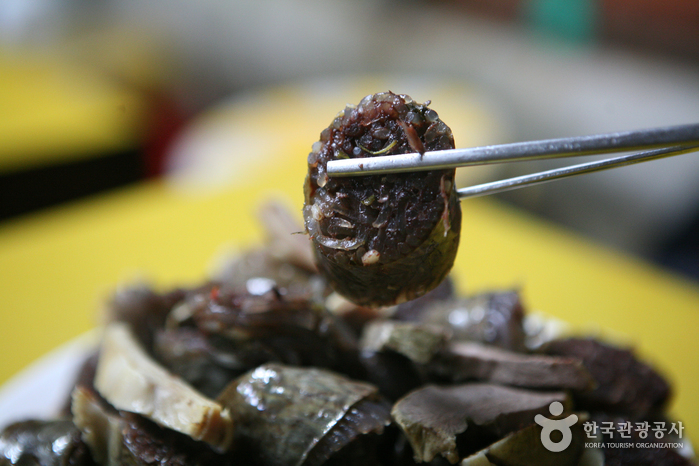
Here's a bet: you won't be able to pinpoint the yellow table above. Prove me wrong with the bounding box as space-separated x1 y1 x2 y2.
0 50 146 172
1 82 698 448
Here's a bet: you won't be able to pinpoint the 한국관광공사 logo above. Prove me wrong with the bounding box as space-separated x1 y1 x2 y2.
535 401 579 452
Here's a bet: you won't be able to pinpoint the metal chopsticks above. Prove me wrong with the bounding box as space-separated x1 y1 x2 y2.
325 123 699 199
455 144 697 199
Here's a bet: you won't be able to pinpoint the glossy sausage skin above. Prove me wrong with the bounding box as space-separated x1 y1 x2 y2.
304 92 461 307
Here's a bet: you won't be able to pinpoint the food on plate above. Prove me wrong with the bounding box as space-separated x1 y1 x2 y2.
460 421 586 466
393 289 527 352
71 386 227 466
359 320 450 365
93 322 234 451
1 201 692 466
217 363 391 466
541 337 672 417
303 92 461 307
391 383 575 463
429 341 595 390
0 419 93 466
1 87 695 465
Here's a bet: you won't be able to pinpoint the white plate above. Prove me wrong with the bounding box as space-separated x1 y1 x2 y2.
0 331 96 427
1 329 694 462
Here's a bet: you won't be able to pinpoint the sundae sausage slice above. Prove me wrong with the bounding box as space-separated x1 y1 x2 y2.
541 338 671 417
72 386 231 466
460 422 586 466
432 341 595 391
0 419 94 466
72 386 122 465
304 92 461 307
94 322 234 452
359 320 450 364
392 383 570 463
217 363 391 466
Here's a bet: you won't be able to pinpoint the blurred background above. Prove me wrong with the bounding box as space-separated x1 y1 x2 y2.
2 0 699 276
4 0 699 438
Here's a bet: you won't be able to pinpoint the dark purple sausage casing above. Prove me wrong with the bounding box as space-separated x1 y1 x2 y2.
304 92 461 307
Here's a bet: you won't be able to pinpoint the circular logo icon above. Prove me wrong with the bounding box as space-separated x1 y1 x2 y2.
534 401 579 452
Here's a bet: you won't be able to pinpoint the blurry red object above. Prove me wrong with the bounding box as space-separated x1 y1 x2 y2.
142 92 188 178
600 0 699 60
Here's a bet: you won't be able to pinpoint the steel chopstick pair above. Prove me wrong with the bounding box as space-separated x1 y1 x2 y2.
325 123 699 199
